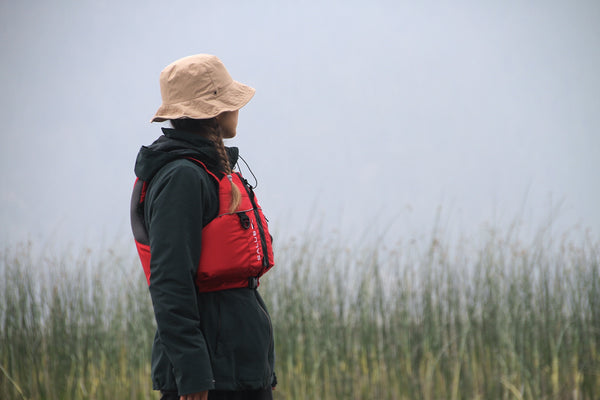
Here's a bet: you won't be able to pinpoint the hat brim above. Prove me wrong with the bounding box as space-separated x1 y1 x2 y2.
151 80 255 123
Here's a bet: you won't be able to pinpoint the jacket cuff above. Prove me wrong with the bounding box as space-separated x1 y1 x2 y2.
175 372 215 395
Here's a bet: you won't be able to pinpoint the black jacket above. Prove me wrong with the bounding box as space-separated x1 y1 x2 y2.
133 128 276 395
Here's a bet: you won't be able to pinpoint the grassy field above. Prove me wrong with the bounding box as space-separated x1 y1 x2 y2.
1 225 599 399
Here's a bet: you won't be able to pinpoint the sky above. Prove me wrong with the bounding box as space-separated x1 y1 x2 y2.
0 0 599 251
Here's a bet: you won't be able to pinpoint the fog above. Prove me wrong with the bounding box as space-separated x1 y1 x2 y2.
1 0 598 250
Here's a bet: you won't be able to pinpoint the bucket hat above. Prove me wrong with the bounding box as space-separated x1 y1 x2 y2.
151 54 255 122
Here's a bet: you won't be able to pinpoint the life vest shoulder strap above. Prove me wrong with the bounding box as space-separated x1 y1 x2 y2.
184 157 220 182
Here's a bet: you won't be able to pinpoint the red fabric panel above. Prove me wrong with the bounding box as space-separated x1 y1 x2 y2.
135 241 152 285
195 173 275 291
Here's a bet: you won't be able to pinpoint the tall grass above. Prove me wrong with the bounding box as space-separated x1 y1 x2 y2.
0 243 155 399
1 224 599 399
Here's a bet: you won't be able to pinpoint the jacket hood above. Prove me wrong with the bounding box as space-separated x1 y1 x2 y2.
134 128 239 181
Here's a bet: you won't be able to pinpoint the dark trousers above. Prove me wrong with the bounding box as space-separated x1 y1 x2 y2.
160 388 273 400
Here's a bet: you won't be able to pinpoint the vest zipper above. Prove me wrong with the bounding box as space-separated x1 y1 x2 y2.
239 174 270 273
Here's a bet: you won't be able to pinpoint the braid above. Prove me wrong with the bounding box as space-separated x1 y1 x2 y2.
207 125 242 214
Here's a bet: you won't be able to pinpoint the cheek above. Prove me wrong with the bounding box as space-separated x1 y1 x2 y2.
220 111 238 137
223 123 237 138
229 115 239 132
227 120 237 134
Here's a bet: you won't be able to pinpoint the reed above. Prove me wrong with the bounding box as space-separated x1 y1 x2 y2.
1 225 598 399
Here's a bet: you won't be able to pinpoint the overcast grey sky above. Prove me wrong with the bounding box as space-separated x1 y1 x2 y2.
1 0 598 249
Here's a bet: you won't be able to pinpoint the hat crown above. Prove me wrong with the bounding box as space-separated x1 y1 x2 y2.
159 54 234 106
151 54 255 123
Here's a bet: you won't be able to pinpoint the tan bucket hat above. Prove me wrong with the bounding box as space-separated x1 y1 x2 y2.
151 54 255 122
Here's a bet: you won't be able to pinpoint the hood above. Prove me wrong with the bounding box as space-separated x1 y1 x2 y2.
134 128 239 181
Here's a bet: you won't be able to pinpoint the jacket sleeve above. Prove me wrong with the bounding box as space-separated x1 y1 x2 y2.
145 161 216 394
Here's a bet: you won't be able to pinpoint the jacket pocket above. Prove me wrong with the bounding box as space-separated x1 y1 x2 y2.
211 289 273 384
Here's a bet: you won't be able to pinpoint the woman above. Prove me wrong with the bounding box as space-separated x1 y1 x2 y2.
130 54 276 400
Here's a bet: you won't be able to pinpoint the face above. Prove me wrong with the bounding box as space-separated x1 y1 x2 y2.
217 110 239 138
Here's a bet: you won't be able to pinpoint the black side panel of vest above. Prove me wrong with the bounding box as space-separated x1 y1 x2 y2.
130 180 149 245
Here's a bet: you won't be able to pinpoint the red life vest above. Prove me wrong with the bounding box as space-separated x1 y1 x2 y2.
130 157 275 292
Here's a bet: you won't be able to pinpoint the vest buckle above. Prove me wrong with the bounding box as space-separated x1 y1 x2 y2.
248 277 259 289
237 212 251 229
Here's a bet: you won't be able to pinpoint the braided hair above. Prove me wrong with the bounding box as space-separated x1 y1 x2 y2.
171 118 242 213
